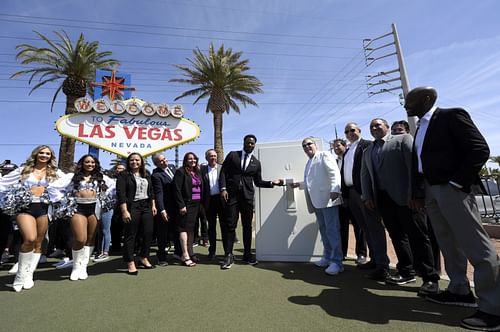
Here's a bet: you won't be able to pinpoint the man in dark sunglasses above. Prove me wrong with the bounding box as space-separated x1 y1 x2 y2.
340 123 389 280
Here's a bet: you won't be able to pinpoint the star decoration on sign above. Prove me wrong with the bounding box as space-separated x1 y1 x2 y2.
91 69 135 101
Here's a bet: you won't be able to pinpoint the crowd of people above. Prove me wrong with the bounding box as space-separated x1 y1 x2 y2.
0 86 499 330
296 87 499 331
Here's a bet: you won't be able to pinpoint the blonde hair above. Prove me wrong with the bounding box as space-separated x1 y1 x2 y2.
21 145 58 182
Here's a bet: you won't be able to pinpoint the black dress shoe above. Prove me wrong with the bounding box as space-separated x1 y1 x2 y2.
221 254 234 270
207 253 217 261
190 255 200 263
461 310 500 330
242 254 258 265
126 270 138 276
367 269 390 281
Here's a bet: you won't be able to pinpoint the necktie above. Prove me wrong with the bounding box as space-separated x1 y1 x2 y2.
242 153 248 171
165 167 173 180
372 140 384 170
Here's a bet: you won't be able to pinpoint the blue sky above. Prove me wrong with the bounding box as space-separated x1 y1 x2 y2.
1 0 499 170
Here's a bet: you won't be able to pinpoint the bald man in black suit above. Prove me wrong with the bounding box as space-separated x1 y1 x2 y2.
406 86 500 331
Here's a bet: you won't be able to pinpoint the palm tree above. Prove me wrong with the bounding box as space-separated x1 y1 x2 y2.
489 156 500 168
109 157 126 169
11 30 120 171
170 43 263 163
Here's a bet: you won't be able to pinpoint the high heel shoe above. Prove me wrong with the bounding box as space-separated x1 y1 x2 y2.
126 270 138 276
139 260 155 269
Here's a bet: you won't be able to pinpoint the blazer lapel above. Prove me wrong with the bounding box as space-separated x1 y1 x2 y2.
422 108 440 151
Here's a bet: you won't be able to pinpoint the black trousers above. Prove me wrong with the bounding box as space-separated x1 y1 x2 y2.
222 191 253 256
194 207 208 241
206 194 225 255
110 208 123 253
123 200 153 262
155 208 181 261
339 205 367 258
378 190 440 282
377 190 415 277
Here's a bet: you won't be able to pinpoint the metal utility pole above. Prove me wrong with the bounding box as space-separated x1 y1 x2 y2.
175 146 179 168
363 23 417 134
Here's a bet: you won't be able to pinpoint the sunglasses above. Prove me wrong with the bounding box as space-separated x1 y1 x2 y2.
344 128 357 134
302 142 314 148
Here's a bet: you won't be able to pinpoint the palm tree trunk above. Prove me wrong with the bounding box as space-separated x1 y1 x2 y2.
58 95 78 172
213 110 224 164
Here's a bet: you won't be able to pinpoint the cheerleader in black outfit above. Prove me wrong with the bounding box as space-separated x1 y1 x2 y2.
49 154 114 281
0 145 63 292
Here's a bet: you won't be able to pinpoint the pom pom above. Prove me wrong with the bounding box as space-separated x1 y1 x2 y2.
99 192 116 213
0 184 33 216
50 193 77 219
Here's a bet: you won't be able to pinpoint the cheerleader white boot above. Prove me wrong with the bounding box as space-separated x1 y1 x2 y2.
12 251 31 292
70 248 85 281
8 262 18 274
79 246 94 280
23 252 41 290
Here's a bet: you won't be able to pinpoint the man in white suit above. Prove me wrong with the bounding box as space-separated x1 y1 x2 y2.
299 137 343 275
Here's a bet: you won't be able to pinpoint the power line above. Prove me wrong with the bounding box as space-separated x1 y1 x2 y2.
0 18 358 51
0 99 397 106
0 13 361 41
0 35 353 60
272 50 368 138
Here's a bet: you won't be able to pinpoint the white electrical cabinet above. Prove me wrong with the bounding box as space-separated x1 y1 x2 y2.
255 139 325 262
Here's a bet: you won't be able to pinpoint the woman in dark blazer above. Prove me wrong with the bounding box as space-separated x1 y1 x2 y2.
173 152 203 267
116 152 157 275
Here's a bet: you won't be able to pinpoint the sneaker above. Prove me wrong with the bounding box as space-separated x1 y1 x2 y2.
314 257 330 268
92 253 110 262
418 281 439 297
325 263 344 275
221 254 234 270
55 258 73 269
385 274 416 285
355 255 367 265
48 249 65 258
426 290 478 308
39 255 48 264
1 250 9 264
242 254 258 265
461 310 500 331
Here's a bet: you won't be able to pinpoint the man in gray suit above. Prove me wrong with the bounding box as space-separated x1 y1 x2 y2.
361 118 440 294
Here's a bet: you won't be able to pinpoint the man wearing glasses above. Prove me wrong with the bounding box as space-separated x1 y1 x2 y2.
340 123 390 281
298 138 343 275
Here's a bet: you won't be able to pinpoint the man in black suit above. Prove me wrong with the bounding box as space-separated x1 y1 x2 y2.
332 138 366 262
219 134 283 269
361 118 439 293
151 153 180 266
406 87 500 331
340 122 389 280
201 149 224 261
